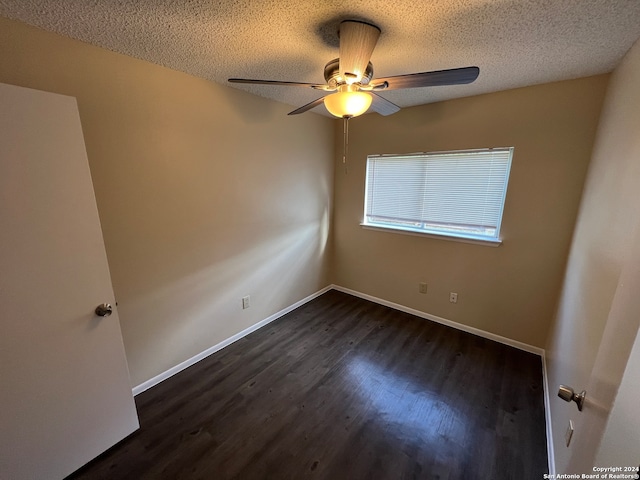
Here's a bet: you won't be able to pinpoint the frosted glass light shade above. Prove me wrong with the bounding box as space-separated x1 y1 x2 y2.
324 91 372 118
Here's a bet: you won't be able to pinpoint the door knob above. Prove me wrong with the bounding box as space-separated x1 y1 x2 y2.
558 385 586 411
95 303 113 317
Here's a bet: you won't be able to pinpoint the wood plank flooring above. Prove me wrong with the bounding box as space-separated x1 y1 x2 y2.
66 290 548 480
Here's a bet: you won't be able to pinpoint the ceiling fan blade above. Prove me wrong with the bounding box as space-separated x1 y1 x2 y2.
374 66 480 90
287 97 326 115
339 20 381 83
369 93 401 116
228 78 321 87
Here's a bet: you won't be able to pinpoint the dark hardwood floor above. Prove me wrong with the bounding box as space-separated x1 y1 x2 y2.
67 290 548 480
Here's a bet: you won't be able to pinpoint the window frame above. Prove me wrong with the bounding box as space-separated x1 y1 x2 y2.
361 147 514 246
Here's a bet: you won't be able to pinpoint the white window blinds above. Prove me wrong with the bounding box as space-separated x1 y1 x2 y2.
363 148 513 242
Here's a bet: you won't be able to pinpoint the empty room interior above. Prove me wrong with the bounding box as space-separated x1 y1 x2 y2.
1 1 639 479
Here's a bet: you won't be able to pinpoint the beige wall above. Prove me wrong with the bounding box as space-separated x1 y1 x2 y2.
546 38 640 474
2 15 629 425
0 17 334 386
332 76 608 348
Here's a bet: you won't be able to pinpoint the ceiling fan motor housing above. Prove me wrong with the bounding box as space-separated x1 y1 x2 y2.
324 58 374 88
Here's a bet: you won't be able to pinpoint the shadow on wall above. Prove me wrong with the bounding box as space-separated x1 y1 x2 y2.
119 214 330 386
548 243 620 382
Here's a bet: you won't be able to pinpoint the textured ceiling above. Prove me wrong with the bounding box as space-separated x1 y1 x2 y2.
2 0 640 116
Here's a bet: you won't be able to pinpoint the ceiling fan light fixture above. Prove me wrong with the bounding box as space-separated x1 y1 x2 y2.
324 88 372 118
229 19 479 118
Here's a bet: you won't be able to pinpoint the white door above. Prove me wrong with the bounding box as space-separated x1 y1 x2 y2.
566 222 640 472
0 83 139 480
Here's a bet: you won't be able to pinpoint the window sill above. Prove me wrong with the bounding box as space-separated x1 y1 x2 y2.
360 223 503 247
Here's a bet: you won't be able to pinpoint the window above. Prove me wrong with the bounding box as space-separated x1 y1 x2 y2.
363 148 513 244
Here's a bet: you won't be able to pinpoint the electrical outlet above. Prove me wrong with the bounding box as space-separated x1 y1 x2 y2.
419 282 428 294
565 420 574 447
449 292 458 303
242 295 250 309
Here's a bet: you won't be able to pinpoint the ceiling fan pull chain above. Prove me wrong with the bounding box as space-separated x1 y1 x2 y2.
343 117 349 174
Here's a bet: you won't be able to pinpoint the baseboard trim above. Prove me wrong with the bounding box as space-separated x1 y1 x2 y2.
542 352 556 476
133 283 555 475
331 284 555 472
330 284 545 356
132 285 333 396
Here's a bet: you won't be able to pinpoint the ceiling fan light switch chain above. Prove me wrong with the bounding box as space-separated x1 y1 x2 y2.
343 117 349 174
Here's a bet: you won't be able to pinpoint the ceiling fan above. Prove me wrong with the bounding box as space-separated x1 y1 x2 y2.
228 20 480 118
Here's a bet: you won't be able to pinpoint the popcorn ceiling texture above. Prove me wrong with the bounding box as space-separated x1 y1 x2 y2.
1 0 639 115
